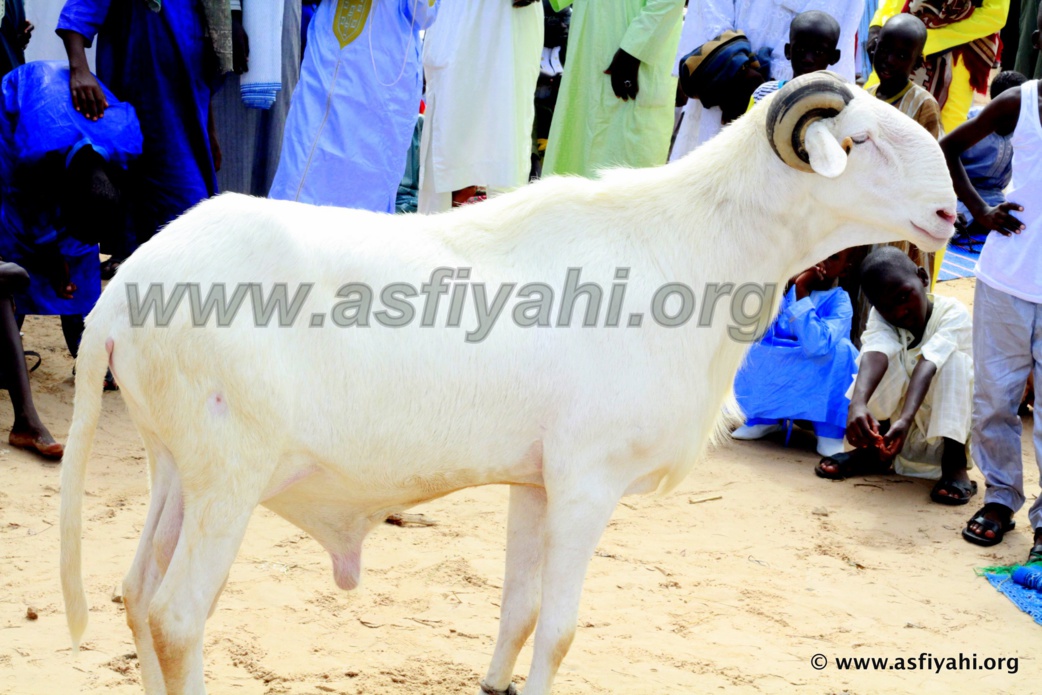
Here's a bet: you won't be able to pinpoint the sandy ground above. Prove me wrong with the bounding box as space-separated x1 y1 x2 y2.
0 276 1038 695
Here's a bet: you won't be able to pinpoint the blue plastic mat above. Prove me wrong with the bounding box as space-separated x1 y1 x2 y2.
938 236 986 282
984 570 1042 627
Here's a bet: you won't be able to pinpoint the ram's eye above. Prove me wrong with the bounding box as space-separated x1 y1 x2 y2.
850 134 869 145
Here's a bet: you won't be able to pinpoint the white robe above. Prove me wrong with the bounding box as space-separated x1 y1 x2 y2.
669 0 865 160
418 0 543 213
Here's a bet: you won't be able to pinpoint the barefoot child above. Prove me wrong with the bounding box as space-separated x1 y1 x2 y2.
816 247 976 506
732 249 857 457
941 5 1042 563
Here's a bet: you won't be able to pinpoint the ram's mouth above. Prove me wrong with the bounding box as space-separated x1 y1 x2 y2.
911 221 953 242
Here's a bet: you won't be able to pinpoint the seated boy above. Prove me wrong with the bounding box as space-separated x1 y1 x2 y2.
732 249 857 457
751 10 843 106
816 247 976 506
678 31 766 126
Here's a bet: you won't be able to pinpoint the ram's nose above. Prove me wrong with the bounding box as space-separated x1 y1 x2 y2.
937 208 957 225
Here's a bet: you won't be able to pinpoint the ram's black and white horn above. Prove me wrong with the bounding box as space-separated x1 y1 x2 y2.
766 71 854 173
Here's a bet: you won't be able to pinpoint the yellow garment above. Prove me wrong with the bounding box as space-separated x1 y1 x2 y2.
867 0 1008 131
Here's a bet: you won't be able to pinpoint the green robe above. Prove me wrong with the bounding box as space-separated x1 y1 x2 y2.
1016 0 1041 79
543 0 683 178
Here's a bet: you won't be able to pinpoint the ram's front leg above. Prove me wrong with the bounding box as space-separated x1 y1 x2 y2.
521 475 620 695
480 485 547 695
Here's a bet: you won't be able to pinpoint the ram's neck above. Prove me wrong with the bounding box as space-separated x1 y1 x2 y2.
625 131 831 293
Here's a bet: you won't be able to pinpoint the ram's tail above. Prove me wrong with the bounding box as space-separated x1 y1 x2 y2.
60 316 111 650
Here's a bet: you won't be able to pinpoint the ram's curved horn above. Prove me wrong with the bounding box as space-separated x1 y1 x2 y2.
766 71 854 173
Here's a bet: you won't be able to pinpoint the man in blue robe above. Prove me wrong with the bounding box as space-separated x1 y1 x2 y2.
56 0 222 264
269 0 437 212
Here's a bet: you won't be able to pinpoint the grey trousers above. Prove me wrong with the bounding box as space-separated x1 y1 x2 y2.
970 281 1042 530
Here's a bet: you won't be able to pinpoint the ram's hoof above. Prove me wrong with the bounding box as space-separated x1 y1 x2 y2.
479 681 518 695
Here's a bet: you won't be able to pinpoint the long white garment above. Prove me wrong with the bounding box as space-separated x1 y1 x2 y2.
270 0 437 211
854 295 974 478
418 0 543 213
669 0 864 160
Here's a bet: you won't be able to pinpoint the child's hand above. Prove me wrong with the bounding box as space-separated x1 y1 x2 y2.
793 265 825 299
880 417 910 459
846 404 883 449
978 201 1025 236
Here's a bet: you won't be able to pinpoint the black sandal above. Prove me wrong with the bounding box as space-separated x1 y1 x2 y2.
962 503 1015 547
1029 530 1042 565
930 479 977 506
815 450 891 480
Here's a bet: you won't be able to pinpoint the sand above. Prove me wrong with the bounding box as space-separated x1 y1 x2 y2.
0 276 1038 695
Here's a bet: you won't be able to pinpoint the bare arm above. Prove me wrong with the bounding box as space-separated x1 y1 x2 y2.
880 357 937 457
846 351 888 449
940 89 1023 235
58 29 108 120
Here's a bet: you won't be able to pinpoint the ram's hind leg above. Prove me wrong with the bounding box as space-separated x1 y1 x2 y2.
480 485 547 694
147 448 270 694
123 442 179 694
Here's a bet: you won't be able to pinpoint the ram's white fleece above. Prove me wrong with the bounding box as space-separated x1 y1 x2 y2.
60 83 956 695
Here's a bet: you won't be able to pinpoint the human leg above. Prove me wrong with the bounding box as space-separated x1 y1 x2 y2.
966 282 1033 542
0 263 62 460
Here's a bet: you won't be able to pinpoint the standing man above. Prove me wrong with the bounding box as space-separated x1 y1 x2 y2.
418 0 543 212
541 0 684 178
270 0 437 212
57 0 227 270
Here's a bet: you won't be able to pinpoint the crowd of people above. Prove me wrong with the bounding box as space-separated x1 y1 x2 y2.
0 0 1040 567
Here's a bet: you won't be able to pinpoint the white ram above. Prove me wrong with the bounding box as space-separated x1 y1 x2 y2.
60 73 956 694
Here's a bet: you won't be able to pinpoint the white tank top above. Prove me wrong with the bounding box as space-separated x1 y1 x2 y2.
976 79 1042 303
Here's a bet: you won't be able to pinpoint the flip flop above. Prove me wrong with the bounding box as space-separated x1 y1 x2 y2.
8 431 64 461
930 479 978 506
24 350 41 373
962 503 1015 547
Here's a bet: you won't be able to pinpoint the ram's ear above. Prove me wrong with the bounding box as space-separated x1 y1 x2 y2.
804 120 848 178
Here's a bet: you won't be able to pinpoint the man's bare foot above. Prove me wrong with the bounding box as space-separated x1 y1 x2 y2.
9 424 63 461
